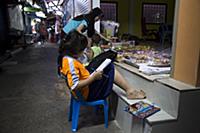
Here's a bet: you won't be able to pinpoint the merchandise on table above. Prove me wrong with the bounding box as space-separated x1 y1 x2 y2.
113 44 171 75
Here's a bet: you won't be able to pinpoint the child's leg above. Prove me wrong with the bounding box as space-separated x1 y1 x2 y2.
114 69 146 99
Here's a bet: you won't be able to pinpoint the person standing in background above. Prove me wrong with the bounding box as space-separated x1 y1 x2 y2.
39 20 48 45
55 15 62 44
63 7 104 40
62 7 105 64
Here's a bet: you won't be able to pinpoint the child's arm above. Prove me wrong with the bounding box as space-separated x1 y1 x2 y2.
76 24 85 33
74 70 103 90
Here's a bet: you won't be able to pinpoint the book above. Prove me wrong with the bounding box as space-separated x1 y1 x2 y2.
90 58 112 76
124 101 160 119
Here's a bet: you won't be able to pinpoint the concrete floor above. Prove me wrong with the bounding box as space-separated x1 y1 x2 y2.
0 43 124 133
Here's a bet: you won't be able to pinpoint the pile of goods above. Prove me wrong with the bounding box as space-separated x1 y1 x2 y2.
114 45 171 67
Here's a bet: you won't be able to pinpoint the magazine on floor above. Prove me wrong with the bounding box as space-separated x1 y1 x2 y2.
124 101 160 119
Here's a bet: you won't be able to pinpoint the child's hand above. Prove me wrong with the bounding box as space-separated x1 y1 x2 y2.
92 70 103 80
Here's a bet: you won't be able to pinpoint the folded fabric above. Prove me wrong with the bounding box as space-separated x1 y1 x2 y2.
139 64 171 75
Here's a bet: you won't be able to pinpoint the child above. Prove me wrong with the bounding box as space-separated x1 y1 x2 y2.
90 33 111 58
91 33 102 58
59 30 145 101
63 7 104 38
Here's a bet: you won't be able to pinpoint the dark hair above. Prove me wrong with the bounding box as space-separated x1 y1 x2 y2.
59 30 88 58
89 7 104 19
73 7 103 37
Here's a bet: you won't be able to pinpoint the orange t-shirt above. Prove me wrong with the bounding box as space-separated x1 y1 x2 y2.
60 56 90 100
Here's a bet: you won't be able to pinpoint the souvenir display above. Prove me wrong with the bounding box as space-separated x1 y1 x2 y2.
114 44 171 75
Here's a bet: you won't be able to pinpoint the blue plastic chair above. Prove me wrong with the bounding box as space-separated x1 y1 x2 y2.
68 95 109 132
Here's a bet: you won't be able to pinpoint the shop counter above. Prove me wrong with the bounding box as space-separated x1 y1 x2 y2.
110 62 200 133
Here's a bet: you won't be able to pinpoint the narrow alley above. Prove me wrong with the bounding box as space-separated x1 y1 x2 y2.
1 0 200 133
0 43 123 133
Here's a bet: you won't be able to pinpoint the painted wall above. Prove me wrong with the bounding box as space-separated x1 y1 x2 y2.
101 0 175 37
172 0 200 87
101 0 130 35
131 0 175 37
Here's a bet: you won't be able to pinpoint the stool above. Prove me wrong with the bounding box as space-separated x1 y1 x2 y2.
68 96 109 132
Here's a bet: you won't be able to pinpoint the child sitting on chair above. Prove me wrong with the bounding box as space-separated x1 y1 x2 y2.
59 30 146 101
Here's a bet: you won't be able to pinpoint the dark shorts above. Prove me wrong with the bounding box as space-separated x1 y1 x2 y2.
87 63 115 101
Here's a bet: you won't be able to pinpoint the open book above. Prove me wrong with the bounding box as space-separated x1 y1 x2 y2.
90 58 111 76
124 101 160 119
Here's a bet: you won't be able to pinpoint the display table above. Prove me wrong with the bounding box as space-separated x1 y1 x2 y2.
114 62 169 81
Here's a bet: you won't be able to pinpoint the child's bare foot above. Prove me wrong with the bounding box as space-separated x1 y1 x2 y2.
127 90 146 99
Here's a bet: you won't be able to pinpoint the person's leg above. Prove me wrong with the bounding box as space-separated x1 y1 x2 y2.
87 64 115 101
114 69 146 99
